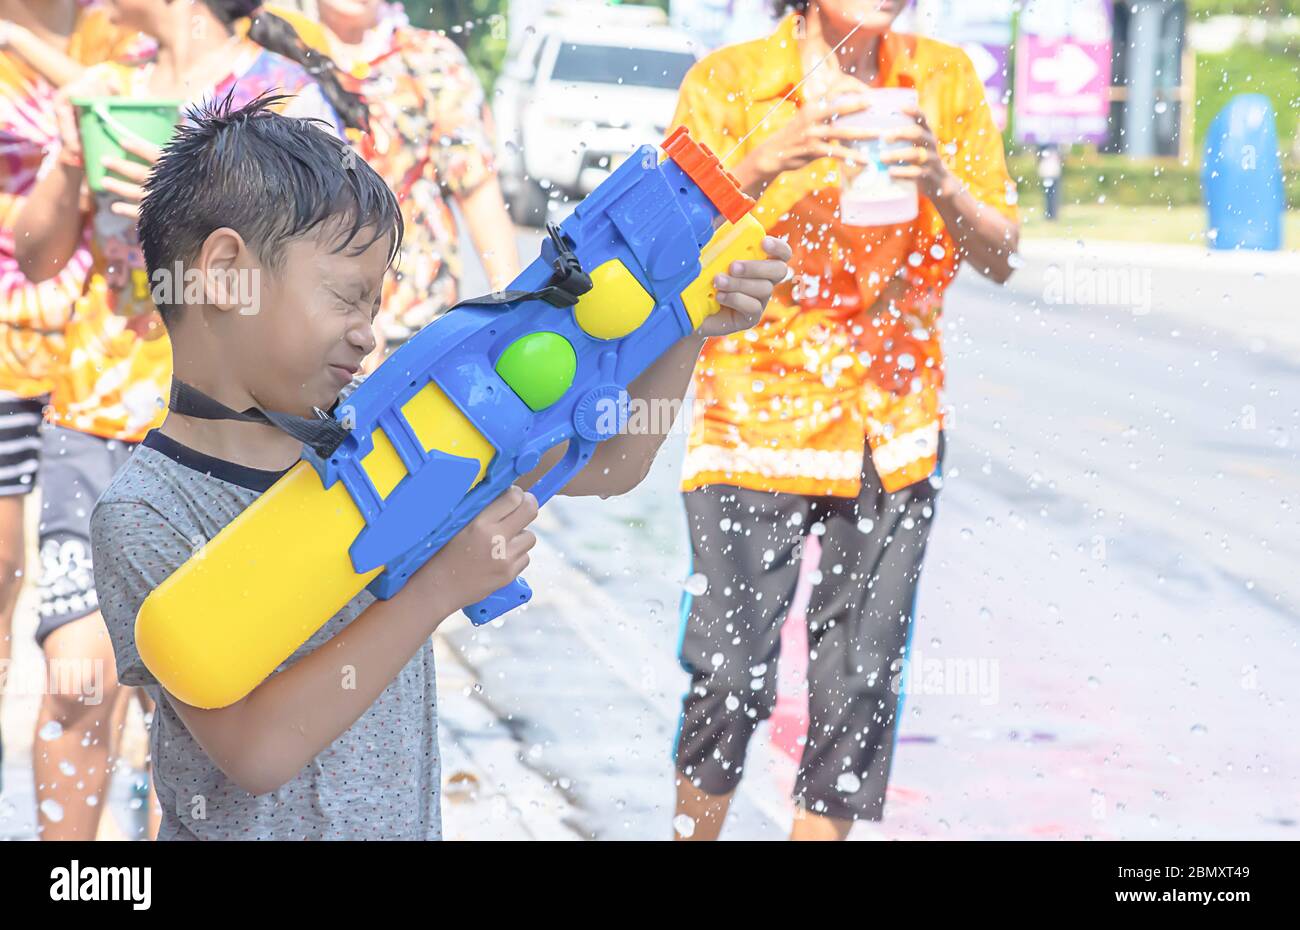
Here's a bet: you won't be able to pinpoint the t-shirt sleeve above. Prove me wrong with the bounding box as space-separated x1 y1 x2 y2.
669 58 736 158
90 500 200 689
941 48 1019 222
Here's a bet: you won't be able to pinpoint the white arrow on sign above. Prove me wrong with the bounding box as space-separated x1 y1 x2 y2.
1030 42 1099 96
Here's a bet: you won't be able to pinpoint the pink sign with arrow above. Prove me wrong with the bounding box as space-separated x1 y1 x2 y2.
1014 0 1113 144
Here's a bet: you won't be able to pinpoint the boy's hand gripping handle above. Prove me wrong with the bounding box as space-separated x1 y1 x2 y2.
462 435 598 624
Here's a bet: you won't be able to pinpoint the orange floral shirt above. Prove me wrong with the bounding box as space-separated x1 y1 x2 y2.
674 15 1018 496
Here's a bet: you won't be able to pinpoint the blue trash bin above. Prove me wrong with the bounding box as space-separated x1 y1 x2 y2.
1202 94 1285 251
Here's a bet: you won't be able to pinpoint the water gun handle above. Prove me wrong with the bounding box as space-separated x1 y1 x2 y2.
461 435 599 625
465 577 533 625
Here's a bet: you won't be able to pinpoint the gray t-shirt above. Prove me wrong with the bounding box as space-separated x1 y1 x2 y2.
90 431 441 840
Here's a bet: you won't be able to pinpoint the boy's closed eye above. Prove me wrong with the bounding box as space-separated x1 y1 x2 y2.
326 284 382 321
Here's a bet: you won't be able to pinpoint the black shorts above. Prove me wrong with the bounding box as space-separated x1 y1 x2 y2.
35 426 136 646
0 392 46 497
674 436 945 822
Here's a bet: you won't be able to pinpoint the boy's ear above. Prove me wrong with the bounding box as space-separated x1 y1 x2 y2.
196 227 256 315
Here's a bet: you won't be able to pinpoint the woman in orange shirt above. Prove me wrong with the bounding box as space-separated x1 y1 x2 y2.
671 0 1020 840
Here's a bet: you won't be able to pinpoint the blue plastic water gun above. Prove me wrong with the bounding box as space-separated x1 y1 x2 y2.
137 127 767 708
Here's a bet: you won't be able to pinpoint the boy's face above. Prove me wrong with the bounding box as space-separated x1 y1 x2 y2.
241 224 388 416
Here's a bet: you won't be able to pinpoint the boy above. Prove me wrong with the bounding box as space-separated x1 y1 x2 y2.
90 94 791 840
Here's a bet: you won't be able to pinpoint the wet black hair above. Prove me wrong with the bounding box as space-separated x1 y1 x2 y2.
204 0 370 132
139 91 403 326
772 0 810 13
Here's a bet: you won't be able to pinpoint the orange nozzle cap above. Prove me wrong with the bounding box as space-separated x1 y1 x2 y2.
661 126 755 225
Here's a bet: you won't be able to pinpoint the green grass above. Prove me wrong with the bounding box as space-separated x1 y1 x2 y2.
1021 202 1299 249
1194 45 1300 152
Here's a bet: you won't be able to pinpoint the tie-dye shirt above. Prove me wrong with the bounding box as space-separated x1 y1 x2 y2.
0 4 146 398
44 42 343 442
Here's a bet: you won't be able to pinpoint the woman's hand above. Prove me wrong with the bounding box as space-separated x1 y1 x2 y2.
881 105 1020 283
51 87 85 168
735 96 874 197
879 105 958 204
698 236 793 338
100 131 163 219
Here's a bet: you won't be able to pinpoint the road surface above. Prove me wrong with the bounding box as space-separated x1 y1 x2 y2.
444 226 1300 839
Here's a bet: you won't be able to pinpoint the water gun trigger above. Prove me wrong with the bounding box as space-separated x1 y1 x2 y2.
525 436 599 509
348 448 483 574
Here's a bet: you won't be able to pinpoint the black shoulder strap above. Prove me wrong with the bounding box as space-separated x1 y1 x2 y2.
168 380 350 460
447 222 592 311
167 222 591 456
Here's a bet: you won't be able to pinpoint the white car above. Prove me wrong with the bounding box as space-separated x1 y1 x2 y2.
493 4 698 226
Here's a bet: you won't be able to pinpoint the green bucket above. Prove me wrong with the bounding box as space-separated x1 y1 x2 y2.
72 97 182 193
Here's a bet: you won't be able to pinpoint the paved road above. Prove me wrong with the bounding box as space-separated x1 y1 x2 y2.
445 226 1300 839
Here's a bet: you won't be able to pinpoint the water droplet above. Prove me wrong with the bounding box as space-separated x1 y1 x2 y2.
857 518 875 534
1190 723 1207 736
835 772 862 793
725 694 740 711
673 814 697 838
40 799 65 823
38 721 63 742
683 572 709 596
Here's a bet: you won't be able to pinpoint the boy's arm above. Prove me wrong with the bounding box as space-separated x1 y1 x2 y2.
521 330 707 499
518 238 793 499
94 487 538 797
169 581 460 796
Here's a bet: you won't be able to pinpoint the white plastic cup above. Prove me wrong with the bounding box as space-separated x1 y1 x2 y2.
834 88 920 227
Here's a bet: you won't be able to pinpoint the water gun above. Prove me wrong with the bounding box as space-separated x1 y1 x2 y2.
135 128 768 709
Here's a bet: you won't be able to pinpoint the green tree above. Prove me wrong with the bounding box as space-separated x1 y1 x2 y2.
403 0 509 91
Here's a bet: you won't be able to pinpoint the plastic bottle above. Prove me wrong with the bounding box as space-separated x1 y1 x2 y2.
836 88 920 227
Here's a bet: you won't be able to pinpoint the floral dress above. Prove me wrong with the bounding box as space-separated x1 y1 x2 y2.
334 4 498 343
